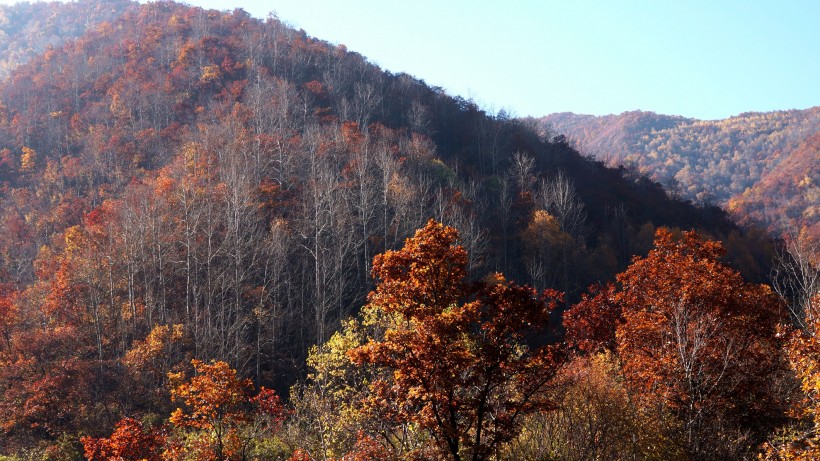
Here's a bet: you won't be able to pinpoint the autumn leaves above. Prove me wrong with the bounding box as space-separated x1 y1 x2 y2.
288 221 799 460
76 219 809 460
348 220 563 461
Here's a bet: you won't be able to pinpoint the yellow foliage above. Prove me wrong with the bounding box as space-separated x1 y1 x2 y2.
525 210 573 246
504 352 684 461
63 225 86 253
20 146 36 173
289 306 420 458
125 325 182 363
200 64 222 83
291 316 371 458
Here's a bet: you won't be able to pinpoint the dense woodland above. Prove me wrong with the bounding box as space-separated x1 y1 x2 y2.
0 0 134 79
0 2 815 460
535 109 819 241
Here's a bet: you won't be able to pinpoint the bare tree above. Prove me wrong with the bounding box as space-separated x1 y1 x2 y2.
510 151 536 195
536 171 587 239
771 233 819 329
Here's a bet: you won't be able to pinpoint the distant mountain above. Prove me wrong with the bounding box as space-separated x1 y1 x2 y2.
0 0 135 80
728 132 820 239
532 108 820 239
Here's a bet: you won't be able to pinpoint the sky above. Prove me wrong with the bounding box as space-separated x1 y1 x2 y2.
6 0 820 119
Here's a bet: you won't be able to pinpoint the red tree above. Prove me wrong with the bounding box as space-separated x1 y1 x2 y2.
567 228 788 458
350 220 564 461
82 417 165 461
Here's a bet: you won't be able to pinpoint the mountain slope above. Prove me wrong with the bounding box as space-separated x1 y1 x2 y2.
729 133 820 238
533 108 820 239
0 0 135 80
0 1 776 452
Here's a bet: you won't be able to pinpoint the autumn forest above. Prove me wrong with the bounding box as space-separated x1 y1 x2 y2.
0 1 817 461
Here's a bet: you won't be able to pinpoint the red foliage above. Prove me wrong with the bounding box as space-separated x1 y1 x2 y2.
81 417 165 461
563 283 621 353
253 387 288 425
350 220 564 461
607 228 787 455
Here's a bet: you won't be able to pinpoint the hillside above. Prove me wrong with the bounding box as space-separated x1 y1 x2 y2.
0 0 134 80
534 108 820 239
729 133 820 238
0 1 786 457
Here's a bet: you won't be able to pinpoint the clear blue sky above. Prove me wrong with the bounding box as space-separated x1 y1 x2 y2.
164 1 817 119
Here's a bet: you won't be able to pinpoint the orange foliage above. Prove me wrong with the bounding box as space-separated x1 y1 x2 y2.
169 359 253 431
81 417 165 461
614 229 787 456
563 283 621 353
761 295 820 460
350 220 564 461
166 359 285 461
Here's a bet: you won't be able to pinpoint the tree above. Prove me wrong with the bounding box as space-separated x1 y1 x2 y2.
167 359 285 461
81 417 165 461
350 220 564 461
19 146 36 173
771 232 819 329
562 283 621 353
611 229 787 459
504 352 684 461
761 295 820 460
535 171 586 239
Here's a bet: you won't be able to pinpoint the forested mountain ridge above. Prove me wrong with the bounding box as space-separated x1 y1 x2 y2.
533 108 820 240
0 1 796 458
728 132 820 239
0 0 135 80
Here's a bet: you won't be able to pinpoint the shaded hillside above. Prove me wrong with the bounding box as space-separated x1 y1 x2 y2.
0 0 135 80
534 108 820 239
0 1 776 452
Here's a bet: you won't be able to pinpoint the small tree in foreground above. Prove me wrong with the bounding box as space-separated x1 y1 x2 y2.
81 417 165 461
349 219 564 461
82 359 287 461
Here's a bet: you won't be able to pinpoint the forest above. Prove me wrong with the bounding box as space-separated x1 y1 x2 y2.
535 109 819 241
0 1 815 460
0 0 134 80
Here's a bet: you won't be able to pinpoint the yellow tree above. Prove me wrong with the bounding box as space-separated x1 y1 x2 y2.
20 146 36 173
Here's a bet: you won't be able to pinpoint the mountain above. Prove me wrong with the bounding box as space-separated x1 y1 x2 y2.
0 1 778 453
0 0 135 80
532 108 820 240
728 132 820 239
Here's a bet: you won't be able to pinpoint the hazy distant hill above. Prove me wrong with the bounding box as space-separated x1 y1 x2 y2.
0 0 134 80
533 108 820 239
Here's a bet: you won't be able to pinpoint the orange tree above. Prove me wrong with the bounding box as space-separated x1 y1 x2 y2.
349 220 564 461
82 359 287 461
167 359 286 461
81 417 165 461
567 228 788 459
761 295 820 460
